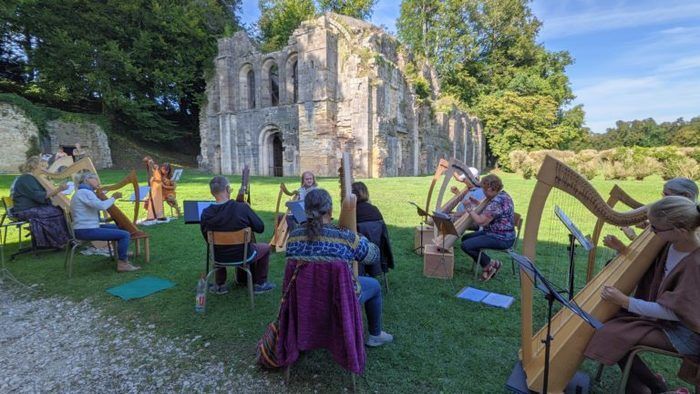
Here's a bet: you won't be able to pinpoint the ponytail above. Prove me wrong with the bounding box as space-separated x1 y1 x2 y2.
303 188 333 241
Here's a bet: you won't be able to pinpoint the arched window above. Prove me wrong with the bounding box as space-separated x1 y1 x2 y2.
269 64 279 106
292 60 298 103
285 54 299 104
247 69 255 109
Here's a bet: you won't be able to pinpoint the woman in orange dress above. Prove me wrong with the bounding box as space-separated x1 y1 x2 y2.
160 163 180 217
143 156 165 220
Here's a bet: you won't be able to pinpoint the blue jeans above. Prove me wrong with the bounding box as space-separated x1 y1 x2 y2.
460 230 514 268
74 224 130 261
358 276 382 336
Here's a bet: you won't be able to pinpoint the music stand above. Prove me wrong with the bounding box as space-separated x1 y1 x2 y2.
409 201 429 255
554 206 593 300
428 211 458 289
510 251 601 394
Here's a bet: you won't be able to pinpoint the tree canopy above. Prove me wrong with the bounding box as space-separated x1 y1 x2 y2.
588 117 700 150
398 0 586 165
1 0 239 142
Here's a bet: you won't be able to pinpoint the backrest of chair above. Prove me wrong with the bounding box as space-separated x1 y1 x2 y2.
207 228 251 263
2 196 14 212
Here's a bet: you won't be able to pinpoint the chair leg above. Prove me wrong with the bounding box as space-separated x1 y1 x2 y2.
382 272 389 294
284 364 291 385
474 251 483 279
245 266 255 310
352 373 357 393
617 349 642 394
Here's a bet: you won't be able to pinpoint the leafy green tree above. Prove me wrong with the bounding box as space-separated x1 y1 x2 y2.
317 0 377 20
669 119 700 147
398 0 583 164
258 0 316 52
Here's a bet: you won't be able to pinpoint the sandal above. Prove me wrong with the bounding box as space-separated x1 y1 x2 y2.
480 260 502 282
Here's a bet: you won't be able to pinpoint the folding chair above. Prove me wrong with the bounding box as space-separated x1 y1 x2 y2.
472 212 523 278
63 209 115 278
205 228 256 310
1 196 31 249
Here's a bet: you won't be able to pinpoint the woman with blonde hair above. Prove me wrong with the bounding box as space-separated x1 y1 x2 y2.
10 156 70 249
585 196 700 393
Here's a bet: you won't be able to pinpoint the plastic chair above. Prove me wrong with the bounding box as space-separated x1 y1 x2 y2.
472 212 523 278
1 196 30 249
205 229 256 310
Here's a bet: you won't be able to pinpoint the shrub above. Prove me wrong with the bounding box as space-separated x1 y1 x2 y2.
508 150 528 173
521 156 538 179
602 161 630 180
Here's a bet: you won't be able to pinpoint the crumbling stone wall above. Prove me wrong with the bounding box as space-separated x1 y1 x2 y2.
201 13 485 177
0 103 40 173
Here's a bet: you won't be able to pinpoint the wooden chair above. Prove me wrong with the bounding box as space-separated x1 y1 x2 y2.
594 345 698 394
472 212 523 278
205 229 255 310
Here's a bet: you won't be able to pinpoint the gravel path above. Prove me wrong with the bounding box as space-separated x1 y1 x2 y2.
0 284 282 393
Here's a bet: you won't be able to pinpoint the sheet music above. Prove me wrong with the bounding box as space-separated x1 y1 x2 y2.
554 205 593 251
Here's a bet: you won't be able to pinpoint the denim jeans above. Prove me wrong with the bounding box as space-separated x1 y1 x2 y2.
358 276 382 336
460 230 514 268
74 224 130 261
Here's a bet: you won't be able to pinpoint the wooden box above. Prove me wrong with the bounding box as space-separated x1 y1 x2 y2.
413 225 435 255
423 244 454 279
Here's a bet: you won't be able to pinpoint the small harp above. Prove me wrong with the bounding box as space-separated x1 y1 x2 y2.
337 152 358 277
236 164 251 204
519 155 664 393
269 183 299 252
585 185 645 282
424 159 473 222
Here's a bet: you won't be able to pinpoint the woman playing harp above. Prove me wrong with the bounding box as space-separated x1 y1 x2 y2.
585 196 700 393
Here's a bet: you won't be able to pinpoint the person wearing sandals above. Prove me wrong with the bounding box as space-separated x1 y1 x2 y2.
459 174 515 281
70 173 140 273
286 188 394 347
585 196 700 394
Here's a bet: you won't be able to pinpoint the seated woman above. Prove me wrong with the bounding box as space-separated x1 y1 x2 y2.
585 196 700 394
70 172 140 272
296 171 317 201
160 162 181 217
459 174 515 281
604 177 698 254
10 156 70 249
352 181 394 277
286 188 393 347
453 167 486 218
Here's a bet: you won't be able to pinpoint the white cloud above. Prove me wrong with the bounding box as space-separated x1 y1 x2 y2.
537 1 700 39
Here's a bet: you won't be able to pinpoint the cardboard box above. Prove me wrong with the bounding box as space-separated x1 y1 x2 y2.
423 244 454 279
413 225 435 255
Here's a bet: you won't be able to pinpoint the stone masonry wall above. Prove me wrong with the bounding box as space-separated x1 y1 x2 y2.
47 120 112 169
0 103 40 173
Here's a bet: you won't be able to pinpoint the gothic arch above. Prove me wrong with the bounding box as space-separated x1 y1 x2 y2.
261 58 279 107
238 63 255 110
285 53 298 104
258 124 284 176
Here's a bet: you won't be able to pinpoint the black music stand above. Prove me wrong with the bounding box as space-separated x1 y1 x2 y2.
428 211 458 289
409 201 429 255
554 206 593 300
509 252 601 394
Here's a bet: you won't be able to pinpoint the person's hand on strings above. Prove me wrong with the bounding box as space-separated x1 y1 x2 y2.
603 234 628 254
111 191 123 200
601 285 629 309
57 182 69 192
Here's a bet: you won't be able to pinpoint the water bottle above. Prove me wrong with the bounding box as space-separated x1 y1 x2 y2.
195 274 207 314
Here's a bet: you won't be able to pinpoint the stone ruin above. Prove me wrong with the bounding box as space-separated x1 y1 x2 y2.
199 13 485 177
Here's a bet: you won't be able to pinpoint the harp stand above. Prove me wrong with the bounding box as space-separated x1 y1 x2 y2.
509 252 601 393
409 202 429 255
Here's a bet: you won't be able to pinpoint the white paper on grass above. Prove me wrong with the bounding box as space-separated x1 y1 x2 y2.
456 286 514 309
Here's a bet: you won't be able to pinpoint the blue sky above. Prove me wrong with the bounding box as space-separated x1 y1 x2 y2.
239 0 700 133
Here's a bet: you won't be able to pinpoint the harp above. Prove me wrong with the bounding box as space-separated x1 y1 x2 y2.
425 159 474 219
269 183 299 252
585 185 645 282
337 152 358 277
519 155 664 393
32 157 141 224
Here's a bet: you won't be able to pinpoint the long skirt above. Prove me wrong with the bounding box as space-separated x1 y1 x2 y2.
13 205 70 248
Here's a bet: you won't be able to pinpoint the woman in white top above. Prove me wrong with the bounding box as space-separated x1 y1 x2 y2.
297 171 317 202
70 173 140 272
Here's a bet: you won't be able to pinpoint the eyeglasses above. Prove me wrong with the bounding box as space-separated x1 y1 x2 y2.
650 224 674 233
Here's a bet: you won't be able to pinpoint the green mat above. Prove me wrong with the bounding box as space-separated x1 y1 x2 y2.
107 276 175 301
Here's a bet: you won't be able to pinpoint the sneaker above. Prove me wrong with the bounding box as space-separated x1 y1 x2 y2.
253 282 276 294
366 331 393 347
208 283 229 295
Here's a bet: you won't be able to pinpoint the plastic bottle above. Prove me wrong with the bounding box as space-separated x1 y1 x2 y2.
195 274 207 314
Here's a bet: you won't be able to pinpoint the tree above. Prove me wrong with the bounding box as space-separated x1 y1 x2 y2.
317 0 377 20
2 0 240 141
258 0 316 53
397 0 582 164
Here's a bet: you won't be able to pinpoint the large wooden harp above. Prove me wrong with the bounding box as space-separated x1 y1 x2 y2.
269 183 299 252
585 185 645 282
519 155 665 393
425 158 474 219
337 152 358 277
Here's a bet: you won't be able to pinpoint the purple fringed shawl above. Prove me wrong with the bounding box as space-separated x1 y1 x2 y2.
276 259 366 374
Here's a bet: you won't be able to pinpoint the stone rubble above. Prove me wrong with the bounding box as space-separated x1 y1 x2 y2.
0 284 282 393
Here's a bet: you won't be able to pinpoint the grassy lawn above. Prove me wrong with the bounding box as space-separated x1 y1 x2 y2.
0 169 690 393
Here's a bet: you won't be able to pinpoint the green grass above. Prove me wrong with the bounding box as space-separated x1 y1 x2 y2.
0 170 690 393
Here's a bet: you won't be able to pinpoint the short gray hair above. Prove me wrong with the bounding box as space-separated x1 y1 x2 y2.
663 177 698 201
209 176 230 195
79 172 98 185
